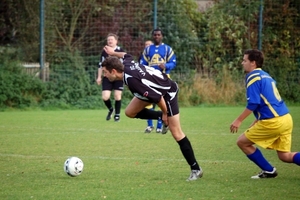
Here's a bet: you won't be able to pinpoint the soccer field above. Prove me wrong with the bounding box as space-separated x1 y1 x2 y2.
0 107 299 200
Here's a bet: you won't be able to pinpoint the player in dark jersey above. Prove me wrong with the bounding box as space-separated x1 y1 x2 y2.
96 33 124 122
140 28 177 133
101 45 203 181
139 40 158 133
230 49 300 179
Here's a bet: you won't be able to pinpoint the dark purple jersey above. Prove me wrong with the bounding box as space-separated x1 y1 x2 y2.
122 54 177 104
98 46 124 68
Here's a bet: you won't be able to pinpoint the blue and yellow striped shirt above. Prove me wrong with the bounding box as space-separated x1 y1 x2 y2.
245 68 289 120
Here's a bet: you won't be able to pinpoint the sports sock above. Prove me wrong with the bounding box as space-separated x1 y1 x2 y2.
156 119 162 129
177 137 200 171
135 108 162 120
147 108 154 127
247 148 274 172
147 119 153 127
115 100 121 115
104 100 113 111
292 152 300 166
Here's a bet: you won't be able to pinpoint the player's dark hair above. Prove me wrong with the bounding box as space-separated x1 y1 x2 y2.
152 28 164 36
101 56 124 73
244 49 264 68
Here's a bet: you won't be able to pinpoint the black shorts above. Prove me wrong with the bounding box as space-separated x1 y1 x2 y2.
164 82 179 116
102 77 124 91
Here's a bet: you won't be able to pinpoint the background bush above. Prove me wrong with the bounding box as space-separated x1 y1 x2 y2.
0 0 299 109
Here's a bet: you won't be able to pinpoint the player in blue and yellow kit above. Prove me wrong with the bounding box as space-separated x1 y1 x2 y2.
230 49 300 178
140 28 176 133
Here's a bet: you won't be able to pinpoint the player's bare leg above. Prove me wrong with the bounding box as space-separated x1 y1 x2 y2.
167 114 185 141
125 97 151 118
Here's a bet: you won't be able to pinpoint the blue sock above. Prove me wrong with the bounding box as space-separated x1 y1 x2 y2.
156 119 162 129
147 119 153 127
293 153 300 166
147 108 154 127
247 148 274 171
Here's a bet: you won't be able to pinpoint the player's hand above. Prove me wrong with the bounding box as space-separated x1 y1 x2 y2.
103 45 115 55
230 119 241 133
162 113 168 126
159 63 165 70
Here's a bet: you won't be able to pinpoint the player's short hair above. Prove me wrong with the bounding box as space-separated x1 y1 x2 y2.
152 28 164 36
107 33 119 40
244 49 264 68
101 56 124 73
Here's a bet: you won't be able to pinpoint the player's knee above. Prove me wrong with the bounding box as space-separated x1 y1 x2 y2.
169 126 184 141
102 94 110 101
114 94 122 100
277 153 292 163
236 139 243 148
124 109 135 118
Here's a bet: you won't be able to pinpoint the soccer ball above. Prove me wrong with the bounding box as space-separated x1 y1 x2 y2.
64 157 84 177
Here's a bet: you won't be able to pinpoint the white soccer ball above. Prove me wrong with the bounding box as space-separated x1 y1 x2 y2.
64 157 84 177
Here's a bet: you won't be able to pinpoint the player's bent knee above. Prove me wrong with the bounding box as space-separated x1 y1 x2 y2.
124 109 135 118
236 139 244 148
102 95 110 101
169 127 185 141
277 152 293 163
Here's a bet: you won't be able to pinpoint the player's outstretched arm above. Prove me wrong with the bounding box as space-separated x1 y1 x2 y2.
104 45 126 58
230 108 252 133
156 96 168 125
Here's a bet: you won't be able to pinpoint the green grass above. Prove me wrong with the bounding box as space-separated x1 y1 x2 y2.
0 107 300 200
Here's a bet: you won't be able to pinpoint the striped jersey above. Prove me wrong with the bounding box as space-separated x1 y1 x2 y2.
245 68 289 120
140 43 176 74
98 46 124 68
122 54 177 104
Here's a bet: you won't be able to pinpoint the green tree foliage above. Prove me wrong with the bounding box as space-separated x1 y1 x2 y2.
46 0 97 53
0 0 299 109
0 0 40 61
199 0 260 78
155 0 203 75
0 49 46 108
41 49 102 109
259 0 300 102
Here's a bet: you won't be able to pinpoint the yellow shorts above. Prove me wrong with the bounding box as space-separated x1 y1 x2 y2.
145 104 153 109
245 114 293 152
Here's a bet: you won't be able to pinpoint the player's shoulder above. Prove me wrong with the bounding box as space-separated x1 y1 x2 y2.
147 44 155 50
160 43 173 48
143 44 154 55
246 69 264 82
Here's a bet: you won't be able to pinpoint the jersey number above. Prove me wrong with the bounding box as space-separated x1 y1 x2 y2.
272 82 282 101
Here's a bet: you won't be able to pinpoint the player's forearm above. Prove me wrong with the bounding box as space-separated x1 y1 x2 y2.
157 97 168 114
236 108 253 122
110 51 126 58
97 68 103 78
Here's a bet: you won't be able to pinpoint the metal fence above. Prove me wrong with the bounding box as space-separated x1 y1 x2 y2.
1 0 300 83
